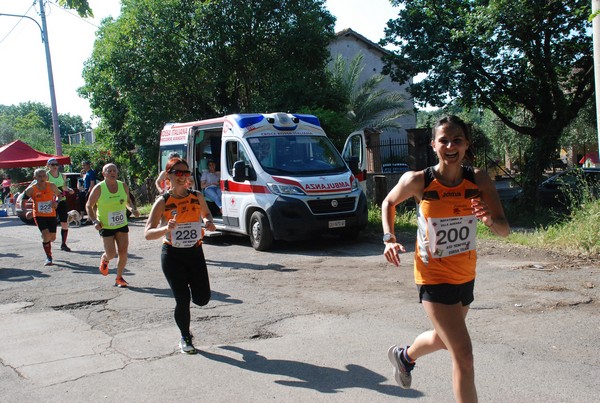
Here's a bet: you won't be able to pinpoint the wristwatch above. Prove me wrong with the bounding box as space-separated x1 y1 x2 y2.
93 220 100 226
383 233 396 243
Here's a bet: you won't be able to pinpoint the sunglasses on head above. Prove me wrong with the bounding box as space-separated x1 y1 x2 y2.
169 169 191 177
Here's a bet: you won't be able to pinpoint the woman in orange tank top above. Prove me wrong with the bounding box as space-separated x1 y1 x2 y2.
19 168 63 266
144 157 216 354
381 116 510 401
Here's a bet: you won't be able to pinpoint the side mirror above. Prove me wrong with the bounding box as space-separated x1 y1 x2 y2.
233 160 248 182
346 156 360 175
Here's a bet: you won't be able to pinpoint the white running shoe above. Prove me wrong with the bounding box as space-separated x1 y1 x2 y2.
179 336 197 354
388 345 415 388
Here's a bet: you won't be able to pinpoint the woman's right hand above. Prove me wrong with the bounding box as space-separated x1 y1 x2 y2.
165 215 177 233
384 242 405 267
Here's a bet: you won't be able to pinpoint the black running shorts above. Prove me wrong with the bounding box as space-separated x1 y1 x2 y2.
418 280 475 306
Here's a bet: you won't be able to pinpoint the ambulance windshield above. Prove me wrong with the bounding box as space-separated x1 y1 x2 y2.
248 136 347 175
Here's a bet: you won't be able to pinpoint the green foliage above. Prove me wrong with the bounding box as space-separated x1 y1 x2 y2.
367 203 417 237
0 102 89 147
383 0 594 206
329 53 410 132
80 0 336 181
136 202 153 216
561 97 597 150
62 142 110 174
502 199 600 257
298 107 355 150
57 0 94 18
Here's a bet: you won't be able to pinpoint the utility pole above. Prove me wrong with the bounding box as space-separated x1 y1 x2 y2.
38 0 63 156
594 0 600 160
0 1 63 156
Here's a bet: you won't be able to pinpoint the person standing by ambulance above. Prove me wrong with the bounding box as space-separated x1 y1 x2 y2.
144 157 216 354
382 116 510 402
86 163 139 287
46 158 75 251
19 169 63 266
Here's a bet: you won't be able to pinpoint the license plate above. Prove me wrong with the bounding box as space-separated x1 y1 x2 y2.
328 220 346 228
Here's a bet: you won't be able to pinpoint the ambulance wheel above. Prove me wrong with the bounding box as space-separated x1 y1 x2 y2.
249 211 273 251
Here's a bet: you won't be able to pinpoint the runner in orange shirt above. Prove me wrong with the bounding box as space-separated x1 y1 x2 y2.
19 168 63 266
145 157 216 354
382 116 510 402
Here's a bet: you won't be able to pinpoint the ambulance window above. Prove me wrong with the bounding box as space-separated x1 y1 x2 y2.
159 146 186 171
343 134 362 161
225 140 251 175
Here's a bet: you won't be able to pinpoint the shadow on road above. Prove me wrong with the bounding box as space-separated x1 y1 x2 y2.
206 258 294 273
0 216 28 229
199 346 423 398
0 268 51 282
128 286 243 305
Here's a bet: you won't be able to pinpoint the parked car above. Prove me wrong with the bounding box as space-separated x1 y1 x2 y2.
16 173 82 225
381 162 410 174
537 167 600 208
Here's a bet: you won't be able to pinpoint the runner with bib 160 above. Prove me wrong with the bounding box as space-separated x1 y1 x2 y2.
86 163 140 288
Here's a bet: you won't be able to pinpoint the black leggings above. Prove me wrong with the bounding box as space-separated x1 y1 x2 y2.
161 243 211 338
1 187 9 204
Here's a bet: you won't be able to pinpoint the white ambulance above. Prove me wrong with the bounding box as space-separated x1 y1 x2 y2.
159 112 368 250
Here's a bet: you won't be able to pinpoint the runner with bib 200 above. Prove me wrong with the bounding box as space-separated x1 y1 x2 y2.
86 163 139 288
382 116 510 402
144 157 216 355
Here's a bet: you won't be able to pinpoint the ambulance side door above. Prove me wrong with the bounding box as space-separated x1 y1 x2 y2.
342 131 367 193
222 140 254 228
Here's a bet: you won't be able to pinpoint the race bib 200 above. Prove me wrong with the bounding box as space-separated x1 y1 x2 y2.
427 215 477 258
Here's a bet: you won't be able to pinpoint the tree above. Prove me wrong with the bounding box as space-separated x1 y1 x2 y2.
329 53 410 132
57 0 93 18
0 102 87 149
562 97 598 157
382 0 594 204
79 0 335 180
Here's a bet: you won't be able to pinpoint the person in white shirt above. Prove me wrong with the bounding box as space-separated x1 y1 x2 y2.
200 160 222 212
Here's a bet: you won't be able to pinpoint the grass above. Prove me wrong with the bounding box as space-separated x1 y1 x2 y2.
504 199 600 257
137 203 153 216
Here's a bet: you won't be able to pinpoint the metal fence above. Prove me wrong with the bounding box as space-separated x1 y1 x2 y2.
367 138 410 173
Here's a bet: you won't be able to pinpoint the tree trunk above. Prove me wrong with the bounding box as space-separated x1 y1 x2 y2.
520 125 563 206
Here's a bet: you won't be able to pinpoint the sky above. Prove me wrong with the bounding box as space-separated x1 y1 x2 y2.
0 0 400 125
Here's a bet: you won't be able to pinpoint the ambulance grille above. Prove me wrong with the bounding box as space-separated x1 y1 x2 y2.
307 197 356 214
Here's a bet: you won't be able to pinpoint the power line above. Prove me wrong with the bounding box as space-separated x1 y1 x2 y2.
47 1 100 29
0 3 36 45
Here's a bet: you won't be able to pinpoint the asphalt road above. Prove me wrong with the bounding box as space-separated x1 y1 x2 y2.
1 214 599 402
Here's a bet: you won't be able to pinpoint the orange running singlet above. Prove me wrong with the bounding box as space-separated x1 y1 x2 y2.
162 190 204 248
414 166 481 285
31 183 56 218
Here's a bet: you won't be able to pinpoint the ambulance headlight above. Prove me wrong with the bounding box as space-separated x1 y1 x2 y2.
267 183 306 195
351 179 359 190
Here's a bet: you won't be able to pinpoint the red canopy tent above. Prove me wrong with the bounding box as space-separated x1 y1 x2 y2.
0 140 71 168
